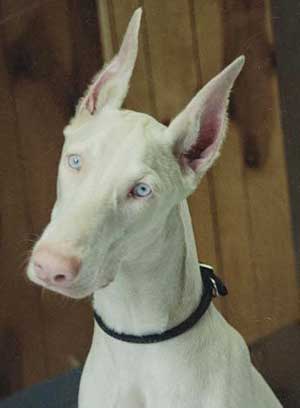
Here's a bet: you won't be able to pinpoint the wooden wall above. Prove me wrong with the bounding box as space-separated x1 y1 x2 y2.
271 0 300 276
97 0 299 343
0 0 299 398
0 0 101 397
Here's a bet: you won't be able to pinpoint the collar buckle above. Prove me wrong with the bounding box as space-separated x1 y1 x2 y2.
210 277 220 297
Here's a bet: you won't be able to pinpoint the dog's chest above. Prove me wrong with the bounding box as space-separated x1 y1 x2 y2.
78 324 282 408
79 367 147 408
78 336 207 408
78 337 149 408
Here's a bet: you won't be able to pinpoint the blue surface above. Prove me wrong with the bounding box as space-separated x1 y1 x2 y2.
0 368 82 408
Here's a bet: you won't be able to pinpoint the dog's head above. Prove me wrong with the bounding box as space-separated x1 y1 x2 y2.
26 9 244 298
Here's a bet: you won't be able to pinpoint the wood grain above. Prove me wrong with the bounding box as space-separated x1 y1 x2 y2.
192 0 261 339
0 11 48 388
222 0 299 338
0 0 100 394
271 0 300 277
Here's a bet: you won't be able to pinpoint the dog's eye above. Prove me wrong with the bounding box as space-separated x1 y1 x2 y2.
131 183 152 198
68 154 81 171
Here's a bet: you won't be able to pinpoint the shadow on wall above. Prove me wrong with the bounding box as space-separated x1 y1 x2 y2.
251 321 300 407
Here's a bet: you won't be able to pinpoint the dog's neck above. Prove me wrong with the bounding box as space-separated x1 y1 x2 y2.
93 200 203 337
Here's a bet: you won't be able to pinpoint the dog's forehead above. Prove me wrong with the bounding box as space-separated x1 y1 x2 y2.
64 109 166 165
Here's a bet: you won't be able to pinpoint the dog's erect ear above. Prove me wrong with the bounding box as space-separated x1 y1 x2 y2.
166 56 245 189
77 8 142 115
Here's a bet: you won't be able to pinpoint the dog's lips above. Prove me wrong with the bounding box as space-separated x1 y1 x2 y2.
46 284 92 299
44 277 113 298
26 261 113 299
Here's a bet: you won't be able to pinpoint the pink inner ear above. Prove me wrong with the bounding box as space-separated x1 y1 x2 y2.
85 70 114 115
85 59 120 115
182 106 222 170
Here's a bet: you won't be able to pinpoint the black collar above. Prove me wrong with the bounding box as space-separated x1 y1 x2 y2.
93 263 228 344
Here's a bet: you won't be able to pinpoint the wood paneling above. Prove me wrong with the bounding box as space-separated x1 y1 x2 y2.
271 0 300 277
221 0 298 339
0 0 100 396
97 0 299 342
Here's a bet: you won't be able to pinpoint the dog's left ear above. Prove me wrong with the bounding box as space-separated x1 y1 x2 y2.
166 56 245 189
77 8 142 116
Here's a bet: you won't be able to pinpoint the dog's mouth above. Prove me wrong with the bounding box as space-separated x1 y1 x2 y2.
26 261 113 299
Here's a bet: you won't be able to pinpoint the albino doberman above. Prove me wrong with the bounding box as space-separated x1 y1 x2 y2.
27 8 282 408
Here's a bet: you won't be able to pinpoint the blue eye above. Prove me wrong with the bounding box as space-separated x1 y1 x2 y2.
68 154 81 170
131 183 152 198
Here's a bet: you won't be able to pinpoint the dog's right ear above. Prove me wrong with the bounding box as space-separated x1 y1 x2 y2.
76 8 142 116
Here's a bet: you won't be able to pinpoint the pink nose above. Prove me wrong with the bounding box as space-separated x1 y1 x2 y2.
33 245 81 288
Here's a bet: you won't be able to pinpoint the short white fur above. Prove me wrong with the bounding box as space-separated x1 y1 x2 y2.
27 8 282 408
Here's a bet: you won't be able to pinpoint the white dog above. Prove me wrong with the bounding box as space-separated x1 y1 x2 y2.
27 8 282 408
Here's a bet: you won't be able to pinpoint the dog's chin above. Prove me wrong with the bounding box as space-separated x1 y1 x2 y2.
44 284 94 299
47 279 113 299
26 266 113 300
28 276 93 299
